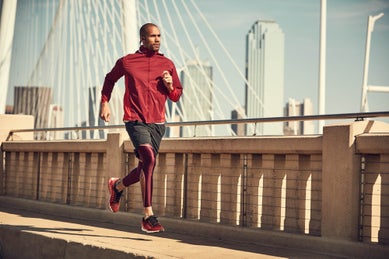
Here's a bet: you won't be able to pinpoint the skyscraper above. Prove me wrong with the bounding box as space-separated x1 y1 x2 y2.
13 86 52 139
284 98 314 135
231 106 245 136
47 104 64 140
88 86 105 139
245 20 285 135
181 59 213 137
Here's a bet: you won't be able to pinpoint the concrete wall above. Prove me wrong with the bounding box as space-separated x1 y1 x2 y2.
0 114 34 142
1 119 389 246
322 121 389 242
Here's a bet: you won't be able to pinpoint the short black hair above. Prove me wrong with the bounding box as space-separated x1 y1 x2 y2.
139 23 159 40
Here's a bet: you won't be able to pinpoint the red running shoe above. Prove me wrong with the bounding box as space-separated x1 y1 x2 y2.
141 216 165 233
108 177 122 212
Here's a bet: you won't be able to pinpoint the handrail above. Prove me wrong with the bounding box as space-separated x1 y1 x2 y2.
7 111 389 134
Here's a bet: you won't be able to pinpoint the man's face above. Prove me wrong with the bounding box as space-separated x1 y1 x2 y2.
142 26 161 52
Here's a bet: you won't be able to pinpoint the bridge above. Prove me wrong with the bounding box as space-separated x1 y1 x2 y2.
1 114 389 258
1 1 389 257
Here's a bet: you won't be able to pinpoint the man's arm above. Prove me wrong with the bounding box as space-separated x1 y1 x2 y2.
100 58 124 122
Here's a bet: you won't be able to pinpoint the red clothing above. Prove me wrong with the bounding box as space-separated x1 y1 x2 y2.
101 46 183 123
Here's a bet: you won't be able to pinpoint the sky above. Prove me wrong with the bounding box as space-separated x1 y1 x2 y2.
4 0 389 128
192 0 389 116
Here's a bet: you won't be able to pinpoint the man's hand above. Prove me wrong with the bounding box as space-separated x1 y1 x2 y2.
100 102 111 122
162 70 173 92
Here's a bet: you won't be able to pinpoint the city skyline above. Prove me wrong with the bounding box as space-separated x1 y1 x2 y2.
194 0 389 118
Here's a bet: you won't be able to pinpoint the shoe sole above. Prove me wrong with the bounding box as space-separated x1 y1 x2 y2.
107 178 118 213
141 226 165 233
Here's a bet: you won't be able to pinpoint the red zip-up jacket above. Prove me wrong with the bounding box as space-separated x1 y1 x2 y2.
101 46 183 123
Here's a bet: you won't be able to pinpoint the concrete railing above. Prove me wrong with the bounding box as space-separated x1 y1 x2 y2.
355 131 389 244
1 116 389 246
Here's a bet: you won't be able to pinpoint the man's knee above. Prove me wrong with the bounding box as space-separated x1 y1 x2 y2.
138 145 155 164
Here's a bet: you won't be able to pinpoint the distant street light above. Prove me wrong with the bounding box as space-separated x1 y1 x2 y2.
360 13 386 112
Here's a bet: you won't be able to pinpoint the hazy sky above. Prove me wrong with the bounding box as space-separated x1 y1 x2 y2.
6 0 389 123
193 0 389 115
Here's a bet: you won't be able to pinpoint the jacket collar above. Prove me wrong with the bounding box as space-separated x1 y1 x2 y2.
137 45 163 56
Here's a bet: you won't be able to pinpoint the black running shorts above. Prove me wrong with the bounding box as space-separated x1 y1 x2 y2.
125 121 165 157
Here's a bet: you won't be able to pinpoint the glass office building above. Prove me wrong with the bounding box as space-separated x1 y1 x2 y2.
245 20 285 135
181 59 213 137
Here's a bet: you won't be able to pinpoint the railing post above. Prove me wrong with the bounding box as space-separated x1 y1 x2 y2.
186 153 202 220
322 122 362 240
104 132 127 210
261 154 277 230
284 154 299 232
321 121 386 241
378 154 389 244
35 152 41 200
200 153 220 223
220 154 242 225
0 149 4 195
246 154 262 228
182 153 188 219
106 132 126 179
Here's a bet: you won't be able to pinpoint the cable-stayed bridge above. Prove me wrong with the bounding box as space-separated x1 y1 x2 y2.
2 0 258 138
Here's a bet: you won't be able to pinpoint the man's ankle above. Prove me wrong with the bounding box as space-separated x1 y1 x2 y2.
114 179 123 192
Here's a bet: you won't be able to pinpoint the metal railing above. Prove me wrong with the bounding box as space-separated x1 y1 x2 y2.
6 111 389 140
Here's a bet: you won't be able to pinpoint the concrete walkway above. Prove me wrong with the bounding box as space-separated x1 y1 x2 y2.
0 197 386 259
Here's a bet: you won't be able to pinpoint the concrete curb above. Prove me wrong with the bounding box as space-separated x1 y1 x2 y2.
0 227 148 259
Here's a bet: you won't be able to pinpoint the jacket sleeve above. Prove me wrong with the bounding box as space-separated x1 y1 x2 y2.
101 58 125 103
168 64 183 102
